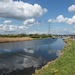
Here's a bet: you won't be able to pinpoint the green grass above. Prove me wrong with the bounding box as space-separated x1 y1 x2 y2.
33 39 75 75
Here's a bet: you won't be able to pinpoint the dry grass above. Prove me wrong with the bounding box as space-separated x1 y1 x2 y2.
0 37 33 43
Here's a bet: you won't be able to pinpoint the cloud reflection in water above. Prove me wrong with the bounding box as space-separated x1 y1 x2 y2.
0 38 66 75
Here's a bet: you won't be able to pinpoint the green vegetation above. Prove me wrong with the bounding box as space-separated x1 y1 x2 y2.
33 38 75 75
0 34 53 43
29 34 52 39
0 34 52 39
0 34 27 37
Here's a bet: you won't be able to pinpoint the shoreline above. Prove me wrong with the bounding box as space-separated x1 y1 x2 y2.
33 38 72 75
0 37 53 43
0 37 33 43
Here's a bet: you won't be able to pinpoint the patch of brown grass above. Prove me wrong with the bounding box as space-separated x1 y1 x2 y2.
0 37 33 43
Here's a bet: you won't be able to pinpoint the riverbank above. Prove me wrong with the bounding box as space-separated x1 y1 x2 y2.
0 37 53 43
33 38 75 75
0 37 33 43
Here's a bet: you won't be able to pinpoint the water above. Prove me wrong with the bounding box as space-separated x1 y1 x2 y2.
0 38 65 75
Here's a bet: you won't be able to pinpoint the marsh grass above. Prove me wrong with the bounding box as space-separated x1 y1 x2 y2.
0 37 33 43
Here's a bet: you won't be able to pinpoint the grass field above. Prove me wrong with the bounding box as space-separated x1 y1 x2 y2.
0 37 33 43
33 39 75 75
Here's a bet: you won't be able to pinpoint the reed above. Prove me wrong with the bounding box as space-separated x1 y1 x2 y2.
0 37 33 43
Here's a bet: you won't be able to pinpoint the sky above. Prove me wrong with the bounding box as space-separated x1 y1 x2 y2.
0 0 75 35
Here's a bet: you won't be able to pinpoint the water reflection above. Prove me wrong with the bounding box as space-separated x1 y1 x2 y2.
0 51 46 75
0 38 66 75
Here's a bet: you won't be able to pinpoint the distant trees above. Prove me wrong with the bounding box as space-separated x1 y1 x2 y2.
0 34 27 37
29 34 52 38
0 34 52 38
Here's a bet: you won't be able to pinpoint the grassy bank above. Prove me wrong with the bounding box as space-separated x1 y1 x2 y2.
33 39 75 75
0 37 33 43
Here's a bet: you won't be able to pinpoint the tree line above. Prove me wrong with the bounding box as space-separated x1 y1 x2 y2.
0 34 52 38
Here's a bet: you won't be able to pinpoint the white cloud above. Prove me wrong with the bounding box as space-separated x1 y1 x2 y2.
0 24 28 34
68 5 75 12
43 8 48 12
28 31 38 34
64 29 68 31
0 0 12 2
28 30 48 34
23 18 35 26
56 15 68 22
4 20 12 24
66 15 75 25
0 0 47 20
0 24 3 27
37 21 41 25
48 15 68 23
48 19 52 23
48 15 75 26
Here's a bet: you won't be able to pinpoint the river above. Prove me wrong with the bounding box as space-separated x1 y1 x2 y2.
0 38 65 75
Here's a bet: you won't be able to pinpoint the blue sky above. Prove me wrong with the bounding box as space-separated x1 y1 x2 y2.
0 0 75 35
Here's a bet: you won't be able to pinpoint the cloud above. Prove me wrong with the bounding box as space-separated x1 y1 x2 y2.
4 20 12 24
48 15 75 26
48 19 52 23
66 15 75 25
23 18 42 26
36 20 42 26
0 0 12 2
23 18 35 26
68 5 75 12
56 15 68 22
0 24 3 27
0 24 28 34
43 8 48 12
48 15 68 23
64 29 68 31
0 0 47 20
28 30 48 34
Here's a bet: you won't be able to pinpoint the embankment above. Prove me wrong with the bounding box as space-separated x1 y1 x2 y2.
33 38 75 75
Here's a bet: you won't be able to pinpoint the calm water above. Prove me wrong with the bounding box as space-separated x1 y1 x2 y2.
0 38 65 75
